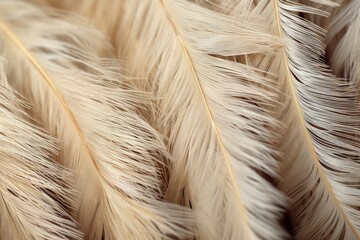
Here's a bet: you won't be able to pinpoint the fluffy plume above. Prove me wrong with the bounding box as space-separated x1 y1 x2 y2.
119 1 289 239
0 59 81 240
5 0 360 239
49 0 293 239
239 0 360 239
0 1 193 239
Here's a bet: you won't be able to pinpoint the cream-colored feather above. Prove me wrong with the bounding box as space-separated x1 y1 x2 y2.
34 0 291 239
200 0 360 238
0 59 81 240
119 1 288 239
53 0 292 239
0 1 193 239
23 0 360 239
236 0 360 239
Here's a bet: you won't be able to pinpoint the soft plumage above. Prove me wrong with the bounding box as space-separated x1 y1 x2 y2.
194 0 360 238
49 0 293 239
0 1 193 239
2 0 360 239
118 1 288 239
0 58 81 240
242 0 360 239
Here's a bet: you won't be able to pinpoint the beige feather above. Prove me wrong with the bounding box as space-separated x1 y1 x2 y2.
24 0 360 239
0 1 193 239
0 58 81 240
119 1 289 239
238 0 360 239
53 0 292 239
34 0 292 239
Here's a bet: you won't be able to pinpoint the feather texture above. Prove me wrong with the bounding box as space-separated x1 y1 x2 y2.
49 0 293 239
241 0 360 239
0 1 193 239
327 0 360 90
10 0 360 239
119 1 288 239
0 59 81 240
31 1 290 239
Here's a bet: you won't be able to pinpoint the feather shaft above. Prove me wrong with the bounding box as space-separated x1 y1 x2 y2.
159 0 252 234
0 59 81 240
0 21 100 171
273 1 359 236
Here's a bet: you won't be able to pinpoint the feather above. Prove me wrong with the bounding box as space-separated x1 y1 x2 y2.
242 0 360 239
0 58 81 240
326 0 360 90
38 0 291 239
119 1 289 239
61 0 290 239
0 1 193 239
23 0 360 238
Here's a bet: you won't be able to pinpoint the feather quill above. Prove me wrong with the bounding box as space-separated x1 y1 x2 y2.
0 59 81 240
0 1 193 239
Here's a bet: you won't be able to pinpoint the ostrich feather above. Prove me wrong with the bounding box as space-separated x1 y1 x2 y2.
0 1 193 239
327 0 360 90
36 0 293 239
52 0 294 239
20 0 360 239
0 59 81 240
238 0 360 239
118 1 288 239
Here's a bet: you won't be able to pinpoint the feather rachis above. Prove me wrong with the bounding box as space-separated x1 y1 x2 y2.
0 59 81 240
249 0 360 238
